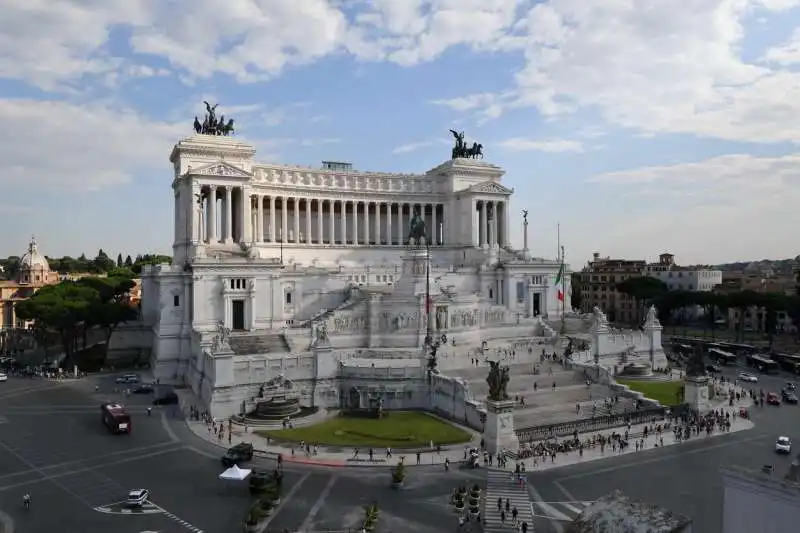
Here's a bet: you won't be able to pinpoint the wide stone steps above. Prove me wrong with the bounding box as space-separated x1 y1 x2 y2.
228 333 290 355
483 469 535 533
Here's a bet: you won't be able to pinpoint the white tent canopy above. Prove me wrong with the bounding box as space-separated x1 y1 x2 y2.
219 465 252 481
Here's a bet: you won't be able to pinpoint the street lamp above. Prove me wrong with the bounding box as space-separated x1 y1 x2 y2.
278 228 284 265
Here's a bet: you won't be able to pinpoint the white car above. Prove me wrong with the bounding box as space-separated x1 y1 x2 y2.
0 373 7 382
126 488 150 507
776 436 792 454
738 372 758 383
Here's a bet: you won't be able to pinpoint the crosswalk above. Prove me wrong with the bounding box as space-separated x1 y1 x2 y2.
530 500 594 522
483 469 535 533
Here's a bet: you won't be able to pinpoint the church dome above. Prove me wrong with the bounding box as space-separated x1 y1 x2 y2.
19 236 50 273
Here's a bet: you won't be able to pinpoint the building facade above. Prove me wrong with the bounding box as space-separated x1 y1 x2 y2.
644 253 722 292
142 133 568 417
577 253 645 323
0 237 60 330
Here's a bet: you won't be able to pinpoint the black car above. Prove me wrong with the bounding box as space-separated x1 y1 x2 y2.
132 384 154 394
222 443 254 467
152 392 179 405
706 364 722 373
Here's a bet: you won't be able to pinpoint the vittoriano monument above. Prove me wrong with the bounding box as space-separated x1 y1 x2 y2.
193 101 235 136
408 206 428 245
483 360 517 454
449 129 484 159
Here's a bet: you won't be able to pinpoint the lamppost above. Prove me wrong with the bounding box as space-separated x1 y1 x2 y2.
278 228 284 265
424 235 439 382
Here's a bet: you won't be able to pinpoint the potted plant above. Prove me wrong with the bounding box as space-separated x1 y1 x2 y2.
362 502 380 532
454 492 465 513
390 460 406 488
244 502 265 532
457 484 468 497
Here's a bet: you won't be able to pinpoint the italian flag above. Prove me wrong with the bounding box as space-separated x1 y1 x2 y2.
554 262 564 301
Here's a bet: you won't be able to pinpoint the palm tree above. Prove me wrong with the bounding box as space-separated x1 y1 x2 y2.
616 277 668 325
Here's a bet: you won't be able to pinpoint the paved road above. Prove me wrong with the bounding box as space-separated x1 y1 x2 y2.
525 366 799 533
0 375 485 533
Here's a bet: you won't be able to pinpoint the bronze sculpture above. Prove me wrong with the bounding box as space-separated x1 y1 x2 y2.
522 210 528 223
194 102 235 136
407 207 427 244
486 360 510 401
449 129 484 159
686 345 707 377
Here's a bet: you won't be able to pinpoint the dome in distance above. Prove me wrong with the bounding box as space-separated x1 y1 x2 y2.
19 236 50 273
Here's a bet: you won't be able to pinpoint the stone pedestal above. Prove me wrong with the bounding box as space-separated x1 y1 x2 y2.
483 399 519 456
683 374 712 414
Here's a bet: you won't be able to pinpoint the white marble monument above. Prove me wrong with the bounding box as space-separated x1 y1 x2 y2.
140 113 570 418
483 399 520 456
684 374 712 414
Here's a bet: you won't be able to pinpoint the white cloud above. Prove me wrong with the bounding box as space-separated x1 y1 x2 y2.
0 99 184 191
584 153 800 262
392 139 449 154
497 138 583 153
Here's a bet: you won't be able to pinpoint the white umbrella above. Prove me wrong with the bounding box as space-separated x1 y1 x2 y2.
219 465 252 481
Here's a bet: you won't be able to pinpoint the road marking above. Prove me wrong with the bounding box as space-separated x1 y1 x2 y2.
558 432 770 482
160 411 179 442
93 500 163 515
299 475 338 532
560 502 583 514
527 482 564 533
0 441 179 482
0 446 185 492
529 501 572 522
149 501 205 533
259 473 310 530
0 382 69 399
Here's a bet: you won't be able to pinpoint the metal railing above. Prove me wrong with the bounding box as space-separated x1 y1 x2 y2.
515 406 667 442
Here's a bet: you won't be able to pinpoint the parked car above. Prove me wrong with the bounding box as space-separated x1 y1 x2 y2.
776 436 792 454
132 384 154 394
152 392 179 405
222 442 254 467
767 392 781 405
115 374 140 384
738 372 758 383
0 373 7 382
126 488 150 507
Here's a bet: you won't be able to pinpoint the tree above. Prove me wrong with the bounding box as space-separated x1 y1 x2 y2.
77 276 138 362
616 277 668 324
92 249 115 273
116 253 123 268
131 254 172 275
15 282 98 367
726 290 761 342
107 267 136 279
124 255 133 267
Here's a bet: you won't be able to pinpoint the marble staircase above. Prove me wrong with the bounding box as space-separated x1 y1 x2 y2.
228 332 290 355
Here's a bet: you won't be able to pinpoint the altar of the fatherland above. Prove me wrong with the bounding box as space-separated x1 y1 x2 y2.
141 124 570 419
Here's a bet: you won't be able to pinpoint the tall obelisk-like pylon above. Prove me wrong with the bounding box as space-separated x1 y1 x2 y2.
522 212 530 259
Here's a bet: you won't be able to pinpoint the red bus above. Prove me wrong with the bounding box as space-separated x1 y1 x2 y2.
101 403 131 434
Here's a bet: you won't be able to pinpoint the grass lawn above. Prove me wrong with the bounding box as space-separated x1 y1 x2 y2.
616 379 684 406
256 411 472 448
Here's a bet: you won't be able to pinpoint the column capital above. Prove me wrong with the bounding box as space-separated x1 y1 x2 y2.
209 184 218 191
225 185 232 192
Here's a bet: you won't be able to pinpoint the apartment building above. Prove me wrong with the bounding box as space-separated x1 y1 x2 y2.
577 253 645 323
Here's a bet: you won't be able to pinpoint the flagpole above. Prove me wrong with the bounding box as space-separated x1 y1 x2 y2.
561 245 566 329
557 222 560 262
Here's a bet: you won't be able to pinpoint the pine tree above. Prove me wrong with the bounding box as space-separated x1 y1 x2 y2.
116 253 123 268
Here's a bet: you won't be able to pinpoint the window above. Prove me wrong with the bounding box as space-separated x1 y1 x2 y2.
285 292 292 304
489 288 494 299
516 281 525 303
173 295 180 307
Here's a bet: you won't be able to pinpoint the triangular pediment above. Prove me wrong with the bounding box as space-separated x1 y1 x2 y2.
468 180 513 195
190 161 252 178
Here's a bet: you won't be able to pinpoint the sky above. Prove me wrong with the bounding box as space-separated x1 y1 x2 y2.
2 0 800 268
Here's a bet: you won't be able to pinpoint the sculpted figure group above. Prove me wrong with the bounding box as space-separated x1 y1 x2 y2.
194 101 235 136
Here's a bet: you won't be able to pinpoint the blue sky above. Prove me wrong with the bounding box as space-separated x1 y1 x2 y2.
2 0 800 267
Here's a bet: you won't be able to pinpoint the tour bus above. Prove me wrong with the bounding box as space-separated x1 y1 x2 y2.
745 354 779 374
772 353 800 374
708 348 737 366
101 403 131 434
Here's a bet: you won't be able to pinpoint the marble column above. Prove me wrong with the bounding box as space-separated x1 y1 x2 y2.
398 204 405 245
339 200 346 244
269 196 276 242
387 202 393 245
374 202 380 245
328 200 335 244
207 186 217 243
281 197 288 243
471 200 478 247
305 198 312 244
224 186 233 243
293 197 300 243
256 195 264 242
353 201 359 245
490 202 498 248
480 201 487 248
364 201 370 245
431 204 438 246
503 201 511 247
317 200 323 244
242 188 252 243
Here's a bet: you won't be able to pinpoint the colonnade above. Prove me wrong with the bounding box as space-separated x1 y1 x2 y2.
196 186 508 248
